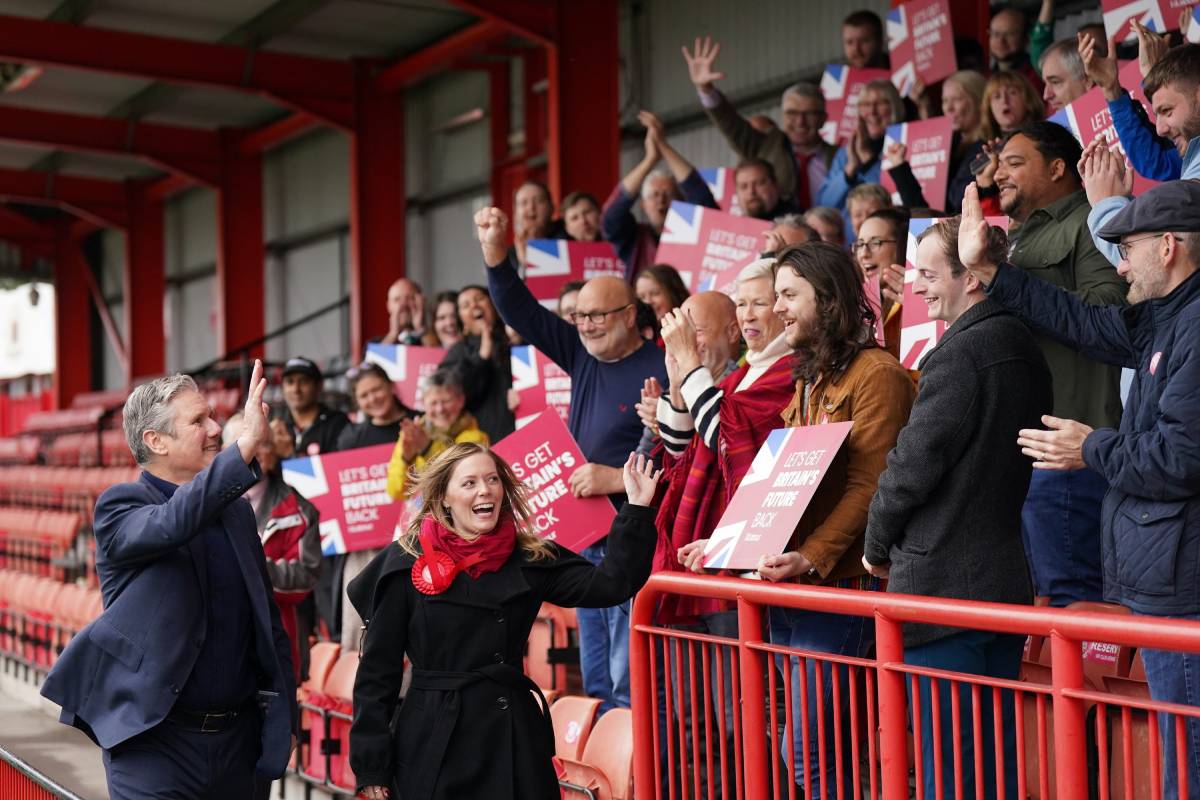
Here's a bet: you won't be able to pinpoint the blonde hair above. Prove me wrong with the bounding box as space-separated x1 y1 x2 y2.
395 442 555 562
943 70 987 142
981 71 1044 141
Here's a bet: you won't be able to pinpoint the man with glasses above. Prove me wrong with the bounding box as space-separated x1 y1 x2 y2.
961 178 1200 799
994 121 1128 608
475 205 669 715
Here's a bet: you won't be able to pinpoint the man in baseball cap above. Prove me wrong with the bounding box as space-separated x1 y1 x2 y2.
959 179 1200 797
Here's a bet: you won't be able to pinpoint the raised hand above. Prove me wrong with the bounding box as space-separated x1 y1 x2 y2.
474 206 509 267
621 452 663 507
659 308 701 374
881 263 905 306
959 183 998 284
237 359 270 464
973 138 1002 188
1135 20 1170 78
883 141 908 170
1079 31 1120 99
400 417 429 462
636 377 663 435
638 109 666 143
681 36 725 91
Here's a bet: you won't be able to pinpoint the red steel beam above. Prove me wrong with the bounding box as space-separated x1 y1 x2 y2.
0 14 355 128
235 112 321 157
53 233 95 407
376 20 508 92
125 183 166 381
0 167 128 229
0 105 224 186
215 132 265 361
447 0 555 46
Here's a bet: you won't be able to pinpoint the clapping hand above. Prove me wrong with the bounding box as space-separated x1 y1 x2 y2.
399 417 430 462
474 206 510 267
959 183 998 284
1135 20 1170 78
681 36 725 91
237 359 270 465
636 377 662 436
881 263 905 307
1079 137 1133 206
621 453 663 507
1078 31 1120 99
659 308 701 374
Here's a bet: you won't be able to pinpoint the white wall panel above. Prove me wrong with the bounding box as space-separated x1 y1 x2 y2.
265 237 346 365
101 300 124 390
405 70 489 198
174 276 218 373
264 130 351 241
165 189 217 277
417 192 492 295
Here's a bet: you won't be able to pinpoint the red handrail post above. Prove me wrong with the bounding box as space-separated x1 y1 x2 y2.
875 610 910 800
1049 632 1088 800
630 584 658 800
738 594 770 800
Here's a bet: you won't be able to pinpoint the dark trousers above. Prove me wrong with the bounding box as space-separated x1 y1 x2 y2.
103 712 260 800
1020 467 1106 606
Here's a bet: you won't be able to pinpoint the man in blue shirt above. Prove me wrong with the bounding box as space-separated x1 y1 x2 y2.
477 205 668 714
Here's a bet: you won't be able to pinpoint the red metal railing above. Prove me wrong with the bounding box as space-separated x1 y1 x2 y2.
630 573 1200 800
0 745 85 800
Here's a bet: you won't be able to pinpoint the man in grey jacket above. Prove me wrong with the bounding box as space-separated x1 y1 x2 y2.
864 216 1053 800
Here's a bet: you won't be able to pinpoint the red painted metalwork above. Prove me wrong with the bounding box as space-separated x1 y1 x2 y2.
0 167 127 230
124 184 165 380
52 234 93 409
0 14 354 128
215 133 265 361
348 66 405 360
377 20 508 92
484 61 513 222
448 0 555 45
630 572 1200 800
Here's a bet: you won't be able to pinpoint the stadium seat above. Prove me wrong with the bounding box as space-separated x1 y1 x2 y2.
551 695 602 760
322 651 359 792
527 603 576 693
558 708 635 800
297 641 341 782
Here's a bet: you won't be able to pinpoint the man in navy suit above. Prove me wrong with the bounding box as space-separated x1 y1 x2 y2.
42 360 297 799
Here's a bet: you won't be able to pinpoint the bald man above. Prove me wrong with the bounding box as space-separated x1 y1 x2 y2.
373 278 430 347
476 206 668 714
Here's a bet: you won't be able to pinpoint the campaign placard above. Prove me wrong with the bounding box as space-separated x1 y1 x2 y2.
365 343 447 410
525 239 626 309
698 167 742 215
282 443 400 556
491 410 617 551
702 423 854 570
1102 0 1195 42
881 116 955 208
863 275 887 346
656 201 771 295
820 66 891 146
1048 60 1159 196
511 345 571 429
900 216 1009 368
1189 5 1200 42
888 0 956 97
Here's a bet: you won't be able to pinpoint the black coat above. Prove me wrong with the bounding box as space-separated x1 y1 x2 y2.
441 336 516 442
865 300 1053 647
347 504 656 799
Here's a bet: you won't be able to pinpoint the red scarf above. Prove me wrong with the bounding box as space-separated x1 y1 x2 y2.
420 514 516 579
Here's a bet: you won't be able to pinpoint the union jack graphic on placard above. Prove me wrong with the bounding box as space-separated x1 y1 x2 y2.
697 167 742 214
280 454 345 555
364 343 447 410
523 239 624 308
656 201 770 295
1102 0 1167 43
511 345 571 429
820 65 891 145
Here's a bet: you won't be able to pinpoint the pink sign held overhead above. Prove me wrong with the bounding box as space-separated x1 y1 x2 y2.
698 167 742 215
888 0 956 97
1102 0 1195 42
525 239 626 309
282 444 401 555
703 423 854 570
881 116 955 208
820 66 891 146
491 410 617 552
365 343 447 410
656 201 771 295
511 345 571 429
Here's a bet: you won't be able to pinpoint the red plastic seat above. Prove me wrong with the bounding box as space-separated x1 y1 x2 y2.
297 641 341 781
551 695 602 760
558 708 635 800
322 651 359 792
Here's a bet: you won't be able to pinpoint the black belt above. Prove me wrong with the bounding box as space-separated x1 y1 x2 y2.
165 697 255 734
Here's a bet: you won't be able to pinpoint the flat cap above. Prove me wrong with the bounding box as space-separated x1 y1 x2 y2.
1097 180 1200 243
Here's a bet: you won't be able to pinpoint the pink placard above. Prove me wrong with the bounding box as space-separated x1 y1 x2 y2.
698 167 743 215
820 66 891 146
703 423 854 570
888 0 957 97
900 216 1009 368
881 116 955 209
1102 0 1195 42
863 275 887 346
656 201 771 295
281 443 401 555
1048 60 1160 196
524 239 626 308
491 410 618 551
511 345 571 429
365 343 448 410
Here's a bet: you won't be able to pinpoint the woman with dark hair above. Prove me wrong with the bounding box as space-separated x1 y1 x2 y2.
349 445 662 800
440 284 515 441
335 363 415 451
432 290 462 349
635 263 690 322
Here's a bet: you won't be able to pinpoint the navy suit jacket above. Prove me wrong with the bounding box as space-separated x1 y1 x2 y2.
41 446 297 779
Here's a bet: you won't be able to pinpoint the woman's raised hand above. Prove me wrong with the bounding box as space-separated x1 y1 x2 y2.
621 452 663 507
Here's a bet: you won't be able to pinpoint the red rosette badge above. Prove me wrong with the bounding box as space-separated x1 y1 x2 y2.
412 549 459 595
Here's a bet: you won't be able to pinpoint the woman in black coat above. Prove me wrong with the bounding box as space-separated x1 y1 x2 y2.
349 444 661 800
440 285 515 441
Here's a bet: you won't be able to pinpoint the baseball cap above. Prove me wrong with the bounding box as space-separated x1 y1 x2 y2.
1097 180 1200 243
281 356 322 382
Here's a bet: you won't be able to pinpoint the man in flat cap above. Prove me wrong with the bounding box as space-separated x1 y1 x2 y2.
958 179 1200 798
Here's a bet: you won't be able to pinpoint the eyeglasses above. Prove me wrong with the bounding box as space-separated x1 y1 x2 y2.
851 237 897 254
569 303 632 326
1116 233 1166 261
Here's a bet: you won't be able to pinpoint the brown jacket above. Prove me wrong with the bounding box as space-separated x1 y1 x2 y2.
781 347 916 583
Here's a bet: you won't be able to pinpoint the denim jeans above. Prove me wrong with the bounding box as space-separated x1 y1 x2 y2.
904 630 1024 800
768 601 875 799
1138 612 1200 800
578 541 631 714
1020 468 1106 606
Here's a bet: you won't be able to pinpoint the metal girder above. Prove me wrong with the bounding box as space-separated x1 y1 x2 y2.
0 167 128 229
376 20 508 92
0 13 355 127
46 0 97 23
447 0 555 46
0 105 224 186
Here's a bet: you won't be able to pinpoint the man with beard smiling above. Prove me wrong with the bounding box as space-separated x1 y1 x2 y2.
994 121 1128 608
476 206 668 716
734 158 798 220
